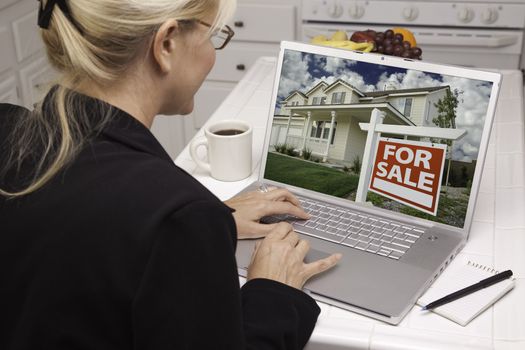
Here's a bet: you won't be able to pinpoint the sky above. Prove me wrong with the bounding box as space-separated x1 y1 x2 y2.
276 49 494 163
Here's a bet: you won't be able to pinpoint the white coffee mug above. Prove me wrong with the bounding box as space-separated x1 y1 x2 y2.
189 120 252 181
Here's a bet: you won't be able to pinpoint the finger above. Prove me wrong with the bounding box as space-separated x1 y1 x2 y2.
295 239 311 259
260 201 310 220
303 253 342 279
282 230 300 247
264 188 301 206
240 221 280 239
253 240 261 255
249 240 262 264
266 222 294 240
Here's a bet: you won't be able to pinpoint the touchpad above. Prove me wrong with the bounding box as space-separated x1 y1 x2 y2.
304 248 331 264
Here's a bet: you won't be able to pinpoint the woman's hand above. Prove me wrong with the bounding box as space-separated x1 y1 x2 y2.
224 187 310 239
247 223 342 289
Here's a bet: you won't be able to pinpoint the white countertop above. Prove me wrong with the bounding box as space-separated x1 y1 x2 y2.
175 57 525 350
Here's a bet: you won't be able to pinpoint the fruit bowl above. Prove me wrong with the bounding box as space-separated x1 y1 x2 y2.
311 28 423 59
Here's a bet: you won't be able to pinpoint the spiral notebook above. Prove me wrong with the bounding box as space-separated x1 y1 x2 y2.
417 260 515 326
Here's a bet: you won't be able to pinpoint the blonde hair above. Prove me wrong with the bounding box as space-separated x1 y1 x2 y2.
0 0 237 198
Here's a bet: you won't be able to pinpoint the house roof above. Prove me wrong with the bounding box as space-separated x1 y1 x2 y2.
305 81 329 96
363 86 449 98
323 79 365 96
282 90 308 102
283 80 449 103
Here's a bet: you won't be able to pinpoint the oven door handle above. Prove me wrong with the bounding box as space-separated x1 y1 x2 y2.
418 34 518 48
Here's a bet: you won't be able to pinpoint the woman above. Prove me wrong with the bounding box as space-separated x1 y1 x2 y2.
0 0 341 349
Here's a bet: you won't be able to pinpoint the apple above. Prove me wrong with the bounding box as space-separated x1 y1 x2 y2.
350 31 375 43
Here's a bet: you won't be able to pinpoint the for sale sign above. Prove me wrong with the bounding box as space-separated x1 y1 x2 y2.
369 138 447 216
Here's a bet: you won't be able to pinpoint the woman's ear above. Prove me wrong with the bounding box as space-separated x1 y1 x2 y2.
151 19 180 74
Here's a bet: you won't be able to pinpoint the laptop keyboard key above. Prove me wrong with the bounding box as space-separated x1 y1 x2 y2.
327 227 338 234
355 242 368 250
367 245 380 253
306 221 318 228
294 219 308 227
342 238 359 247
316 224 328 232
389 251 404 260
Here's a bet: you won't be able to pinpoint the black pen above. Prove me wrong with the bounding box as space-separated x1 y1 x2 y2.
422 269 513 310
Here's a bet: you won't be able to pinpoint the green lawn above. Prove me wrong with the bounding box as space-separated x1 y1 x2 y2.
264 152 359 198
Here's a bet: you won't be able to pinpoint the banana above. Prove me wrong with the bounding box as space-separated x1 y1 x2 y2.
316 40 374 52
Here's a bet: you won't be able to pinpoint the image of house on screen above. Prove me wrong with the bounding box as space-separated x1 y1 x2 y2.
271 78 450 165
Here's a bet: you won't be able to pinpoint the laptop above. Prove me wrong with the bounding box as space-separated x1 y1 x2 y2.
235 41 501 325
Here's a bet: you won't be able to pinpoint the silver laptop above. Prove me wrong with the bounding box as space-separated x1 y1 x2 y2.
235 41 501 325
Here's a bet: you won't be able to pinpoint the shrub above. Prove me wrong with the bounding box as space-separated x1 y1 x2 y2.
274 143 286 154
350 155 362 174
285 144 296 156
366 192 384 206
302 147 313 160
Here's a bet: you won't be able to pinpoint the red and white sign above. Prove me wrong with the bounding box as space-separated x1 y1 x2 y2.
369 138 447 216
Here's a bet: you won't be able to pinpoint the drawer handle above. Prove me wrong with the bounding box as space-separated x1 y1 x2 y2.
236 64 246 71
234 21 244 28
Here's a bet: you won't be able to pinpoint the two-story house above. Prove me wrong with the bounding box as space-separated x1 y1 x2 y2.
271 78 449 165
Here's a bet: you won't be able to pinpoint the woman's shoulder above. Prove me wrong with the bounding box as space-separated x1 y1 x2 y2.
0 103 29 150
74 143 224 213
0 103 29 127
0 103 28 113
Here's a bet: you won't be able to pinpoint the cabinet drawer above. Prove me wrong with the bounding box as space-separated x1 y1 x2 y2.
230 4 295 42
13 10 44 62
0 75 18 104
0 25 14 74
0 0 17 11
208 42 279 82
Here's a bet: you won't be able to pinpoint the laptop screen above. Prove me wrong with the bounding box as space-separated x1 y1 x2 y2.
263 48 497 229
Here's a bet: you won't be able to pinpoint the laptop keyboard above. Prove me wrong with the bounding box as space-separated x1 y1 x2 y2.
263 195 425 260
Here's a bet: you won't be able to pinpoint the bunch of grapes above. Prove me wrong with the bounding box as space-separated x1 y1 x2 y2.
367 29 422 59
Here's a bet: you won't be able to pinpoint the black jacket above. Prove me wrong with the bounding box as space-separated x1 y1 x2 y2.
0 93 320 350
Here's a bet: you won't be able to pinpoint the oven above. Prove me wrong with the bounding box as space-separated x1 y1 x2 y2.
301 0 525 69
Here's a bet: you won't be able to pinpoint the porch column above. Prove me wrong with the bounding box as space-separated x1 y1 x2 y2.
284 112 293 144
323 111 337 162
300 111 311 155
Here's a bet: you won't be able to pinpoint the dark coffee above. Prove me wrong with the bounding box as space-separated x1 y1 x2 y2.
213 129 245 136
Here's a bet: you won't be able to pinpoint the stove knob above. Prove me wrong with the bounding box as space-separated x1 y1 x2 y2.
348 2 365 19
402 6 419 21
481 8 499 24
327 2 343 19
457 7 474 23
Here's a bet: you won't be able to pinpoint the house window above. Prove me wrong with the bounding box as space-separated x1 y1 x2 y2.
312 97 319 105
404 98 413 117
320 97 326 105
310 120 337 144
331 92 346 104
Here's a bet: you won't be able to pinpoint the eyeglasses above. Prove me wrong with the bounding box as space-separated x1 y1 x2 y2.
195 20 235 50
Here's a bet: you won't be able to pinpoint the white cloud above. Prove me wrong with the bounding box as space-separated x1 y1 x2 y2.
277 51 312 99
443 75 491 162
324 57 346 73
